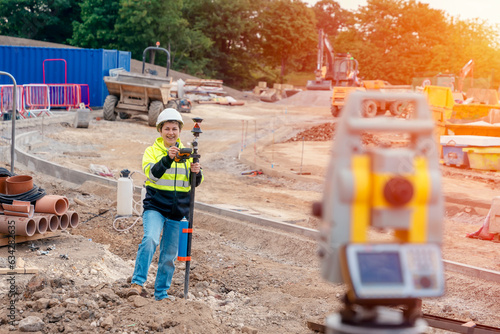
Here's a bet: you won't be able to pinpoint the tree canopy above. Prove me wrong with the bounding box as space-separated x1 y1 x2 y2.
0 0 80 44
1 0 500 90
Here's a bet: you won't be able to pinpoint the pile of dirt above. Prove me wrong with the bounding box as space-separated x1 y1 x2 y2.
285 123 336 142
284 123 404 147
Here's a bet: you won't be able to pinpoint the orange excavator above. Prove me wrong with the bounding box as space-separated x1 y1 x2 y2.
306 29 359 90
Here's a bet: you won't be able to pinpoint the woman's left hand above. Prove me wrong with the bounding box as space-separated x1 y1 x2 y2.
191 162 201 174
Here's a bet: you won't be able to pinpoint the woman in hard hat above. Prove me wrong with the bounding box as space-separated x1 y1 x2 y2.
128 108 203 300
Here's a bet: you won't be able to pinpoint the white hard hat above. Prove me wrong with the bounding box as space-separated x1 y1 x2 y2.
156 108 184 131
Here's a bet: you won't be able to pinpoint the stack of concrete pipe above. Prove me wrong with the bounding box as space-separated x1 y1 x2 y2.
0 195 79 237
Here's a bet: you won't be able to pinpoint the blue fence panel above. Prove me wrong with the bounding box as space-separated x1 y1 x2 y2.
0 45 131 107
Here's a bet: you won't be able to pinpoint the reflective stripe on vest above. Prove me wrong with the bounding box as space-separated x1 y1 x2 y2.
145 162 159 182
145 162 191 192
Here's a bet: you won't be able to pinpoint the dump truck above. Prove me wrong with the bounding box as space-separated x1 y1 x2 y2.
103 45 181 127
330 80 413 117
306 29 359 91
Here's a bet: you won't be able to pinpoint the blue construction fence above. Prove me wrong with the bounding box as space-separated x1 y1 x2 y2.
0 45 131 107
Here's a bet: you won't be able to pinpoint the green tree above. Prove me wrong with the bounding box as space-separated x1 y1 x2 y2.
428 18 500 89
350 0 449 84
70 0 119 49
312 0 353 38
114 0 212 76
259 0 318 82
183 0 262 88
0 0 81 44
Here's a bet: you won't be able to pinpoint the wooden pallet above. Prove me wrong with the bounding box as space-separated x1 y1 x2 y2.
0 230 62 247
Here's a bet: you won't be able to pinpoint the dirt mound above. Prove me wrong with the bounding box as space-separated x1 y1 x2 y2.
284 122 379 144
286 122 336 142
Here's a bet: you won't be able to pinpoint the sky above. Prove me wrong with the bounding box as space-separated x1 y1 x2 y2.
303 0 500 27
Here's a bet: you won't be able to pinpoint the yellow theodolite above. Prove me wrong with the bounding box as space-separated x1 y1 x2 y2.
313 91 445 334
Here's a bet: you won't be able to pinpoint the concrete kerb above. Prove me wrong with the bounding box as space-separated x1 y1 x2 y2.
195 202 319 239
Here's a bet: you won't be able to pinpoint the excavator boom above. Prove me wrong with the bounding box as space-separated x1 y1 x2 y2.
457 59 474 92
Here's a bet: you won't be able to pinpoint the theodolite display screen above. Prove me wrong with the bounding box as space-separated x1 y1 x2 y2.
357 252 403 285
343 243 445 301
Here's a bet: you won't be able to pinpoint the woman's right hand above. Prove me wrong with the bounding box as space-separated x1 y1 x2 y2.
168 145 179 159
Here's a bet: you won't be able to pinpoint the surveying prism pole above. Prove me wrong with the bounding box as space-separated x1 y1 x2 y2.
184 117 203 299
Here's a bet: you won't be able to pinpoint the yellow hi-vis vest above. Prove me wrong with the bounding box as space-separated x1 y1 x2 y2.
143 137 201 192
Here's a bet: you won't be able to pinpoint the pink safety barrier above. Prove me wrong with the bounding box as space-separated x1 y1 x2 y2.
47 84 81 110
0 85 26 118
24 84 51 117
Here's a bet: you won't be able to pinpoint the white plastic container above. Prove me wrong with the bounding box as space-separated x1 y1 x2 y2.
117 172 133 216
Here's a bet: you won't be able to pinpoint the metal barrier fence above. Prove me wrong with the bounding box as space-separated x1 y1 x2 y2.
0 83 89 118
24 84 51 117
0 85 25 118
47 84 81 110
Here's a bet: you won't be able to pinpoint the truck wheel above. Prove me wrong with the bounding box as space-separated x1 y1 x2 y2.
390 101 414 117
331 105 340 117
103 95 118 121
148 101 164 127
389 101 404 116
362 100 377 118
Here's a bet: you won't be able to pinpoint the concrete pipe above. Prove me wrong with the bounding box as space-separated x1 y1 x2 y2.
32 216 48 234
0 216 36 236
58 212 70 230
67 211 79 228
35 214 59 232
35 195 69 215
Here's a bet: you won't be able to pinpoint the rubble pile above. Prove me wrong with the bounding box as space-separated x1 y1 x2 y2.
0 273 228 333
285 123 336 142
284 123 409 148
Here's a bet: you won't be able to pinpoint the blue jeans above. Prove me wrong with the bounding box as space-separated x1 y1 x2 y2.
131 210 180 300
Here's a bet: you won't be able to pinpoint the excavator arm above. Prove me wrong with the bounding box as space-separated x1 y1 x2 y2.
308 29 334 90
457 59 474 92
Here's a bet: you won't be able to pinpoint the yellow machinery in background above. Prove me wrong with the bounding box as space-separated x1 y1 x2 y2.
424 85 500 158
331 80 413 118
